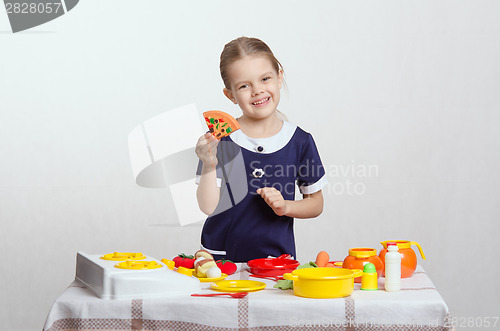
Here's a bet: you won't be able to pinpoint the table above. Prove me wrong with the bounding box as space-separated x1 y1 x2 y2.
43 265 452 330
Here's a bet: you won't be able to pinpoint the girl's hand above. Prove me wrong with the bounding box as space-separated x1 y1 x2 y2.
256 187 289 216
195 133 219 169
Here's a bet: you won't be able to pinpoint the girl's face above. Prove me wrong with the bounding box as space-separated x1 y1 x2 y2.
224 55 283 121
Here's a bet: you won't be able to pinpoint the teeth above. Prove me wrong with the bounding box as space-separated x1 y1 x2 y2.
253 97 269 105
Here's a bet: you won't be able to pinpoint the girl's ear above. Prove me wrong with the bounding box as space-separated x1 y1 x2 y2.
223 88 237 104
278 69 284 89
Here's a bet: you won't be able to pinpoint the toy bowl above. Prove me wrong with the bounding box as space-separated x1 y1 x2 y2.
247 254 300 277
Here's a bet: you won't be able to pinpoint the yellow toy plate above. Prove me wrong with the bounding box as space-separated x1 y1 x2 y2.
211 280 266 292
197 273 228 283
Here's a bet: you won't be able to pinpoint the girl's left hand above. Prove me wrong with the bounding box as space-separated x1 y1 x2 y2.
256 187 289 216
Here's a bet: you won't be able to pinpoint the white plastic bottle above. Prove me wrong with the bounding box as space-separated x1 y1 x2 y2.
384 242 401 292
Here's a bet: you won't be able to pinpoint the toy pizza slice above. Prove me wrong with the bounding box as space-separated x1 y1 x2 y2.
203 110 240 139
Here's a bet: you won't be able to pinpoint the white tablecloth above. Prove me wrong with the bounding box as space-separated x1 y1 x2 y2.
43 265 451 331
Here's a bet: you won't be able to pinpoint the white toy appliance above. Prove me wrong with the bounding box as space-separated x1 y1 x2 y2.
75 251 200 300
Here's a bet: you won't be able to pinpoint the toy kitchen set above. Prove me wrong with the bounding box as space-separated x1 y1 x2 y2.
75 240 427 300
75 252 201 300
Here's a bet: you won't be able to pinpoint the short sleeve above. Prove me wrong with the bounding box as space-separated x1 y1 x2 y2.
297 133 328 194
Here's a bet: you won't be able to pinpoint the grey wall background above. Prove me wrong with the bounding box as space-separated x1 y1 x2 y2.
1 1 499 330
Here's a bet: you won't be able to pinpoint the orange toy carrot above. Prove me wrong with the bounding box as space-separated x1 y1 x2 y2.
315 251 330 267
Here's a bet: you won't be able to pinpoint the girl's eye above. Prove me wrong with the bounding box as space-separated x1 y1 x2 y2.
263 77 271 82
239 84 248 89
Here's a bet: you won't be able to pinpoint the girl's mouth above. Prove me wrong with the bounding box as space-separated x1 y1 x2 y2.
252 97 270 106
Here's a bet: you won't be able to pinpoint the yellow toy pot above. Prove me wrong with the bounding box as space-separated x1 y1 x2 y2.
283 268 363 299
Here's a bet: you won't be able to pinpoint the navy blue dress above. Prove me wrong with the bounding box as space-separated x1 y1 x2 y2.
196 121 327 262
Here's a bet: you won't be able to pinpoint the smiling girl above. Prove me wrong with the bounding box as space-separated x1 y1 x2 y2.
195 37 327 262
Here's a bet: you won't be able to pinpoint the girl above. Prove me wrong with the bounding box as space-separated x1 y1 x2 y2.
195 37 327 262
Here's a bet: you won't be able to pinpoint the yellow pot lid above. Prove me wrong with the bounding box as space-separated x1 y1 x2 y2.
348 248 377 259
100 252 146 261
114 260 162 270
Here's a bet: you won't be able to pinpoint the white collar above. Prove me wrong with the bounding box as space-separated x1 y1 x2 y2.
229 121 297 154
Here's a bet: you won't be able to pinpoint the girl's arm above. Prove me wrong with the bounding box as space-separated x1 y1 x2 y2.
196 163 220 215
257 188 324 218
195 133 220 215
286 190 324 218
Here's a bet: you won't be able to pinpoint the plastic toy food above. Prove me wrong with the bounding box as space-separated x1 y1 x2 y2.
216 259 237 275
274 262 317 290
203 110 240 139
379 240 426 278
194 249 221 278
172 253 195 269
315 251 330 267
161 259 176 270
194 249 213 260
177 266 194 277
206 266 222 278
195 259 216 277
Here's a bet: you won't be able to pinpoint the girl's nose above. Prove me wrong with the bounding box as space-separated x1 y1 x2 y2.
252 85 264 96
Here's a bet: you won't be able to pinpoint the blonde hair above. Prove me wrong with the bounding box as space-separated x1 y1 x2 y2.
220 37 288 121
